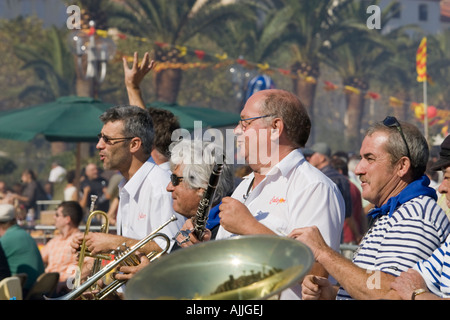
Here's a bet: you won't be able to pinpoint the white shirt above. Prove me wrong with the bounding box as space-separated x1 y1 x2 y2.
415 234 450 298
48 165 67 183
116 158 186 252
158 161 171 172
216 149 345 299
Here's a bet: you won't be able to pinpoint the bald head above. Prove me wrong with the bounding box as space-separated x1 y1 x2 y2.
256 89 311 148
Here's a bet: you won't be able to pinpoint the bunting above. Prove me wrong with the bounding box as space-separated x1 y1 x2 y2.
80 28 448 128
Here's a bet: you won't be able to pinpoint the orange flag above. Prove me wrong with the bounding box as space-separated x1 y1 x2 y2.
416 37 427 82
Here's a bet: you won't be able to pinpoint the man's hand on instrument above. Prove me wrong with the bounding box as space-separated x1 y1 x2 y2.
114 252 150 281
70 232 84 254
84 232 118 256
175 218 212 247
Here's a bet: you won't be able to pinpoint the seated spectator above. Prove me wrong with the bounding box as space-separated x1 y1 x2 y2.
0 204 45 296
40 201 85 296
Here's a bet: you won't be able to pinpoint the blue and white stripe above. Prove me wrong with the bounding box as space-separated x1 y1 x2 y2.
337 195 450 300
415 236 450 298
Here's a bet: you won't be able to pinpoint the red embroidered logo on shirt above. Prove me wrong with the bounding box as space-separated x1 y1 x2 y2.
138 212 146 220
269 196 286 205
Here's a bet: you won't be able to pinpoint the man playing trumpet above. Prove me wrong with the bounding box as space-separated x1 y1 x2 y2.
70 105 186 294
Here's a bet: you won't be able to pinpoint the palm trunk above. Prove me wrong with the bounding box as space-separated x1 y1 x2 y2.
154 68 182 104
292 78 317 145
291 61 320 145
344 92 365 151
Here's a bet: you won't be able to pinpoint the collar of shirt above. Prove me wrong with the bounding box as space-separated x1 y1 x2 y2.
239 148 304 202
119 157 157 199
261 148 304 178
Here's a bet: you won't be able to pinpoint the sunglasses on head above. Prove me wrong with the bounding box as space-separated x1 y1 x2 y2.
382 116 411 159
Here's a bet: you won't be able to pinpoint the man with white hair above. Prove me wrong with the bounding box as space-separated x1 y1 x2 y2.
168 139 235 249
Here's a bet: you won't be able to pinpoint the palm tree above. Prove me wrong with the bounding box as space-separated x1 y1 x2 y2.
375 32 422 123
200 0 295 109
320 0 403 150
0 16 47 111
14 26 76 103
13 26 77 155
107 0 252 104
270 0 354 144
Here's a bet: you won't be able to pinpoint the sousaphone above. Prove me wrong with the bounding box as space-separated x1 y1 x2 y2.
125 235 313 300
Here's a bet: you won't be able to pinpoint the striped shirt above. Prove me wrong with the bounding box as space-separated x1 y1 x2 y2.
414 235 450 298
337 195 450 300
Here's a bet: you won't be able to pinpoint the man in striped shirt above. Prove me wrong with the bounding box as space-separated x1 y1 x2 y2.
391 135 450 300
290 117 450 300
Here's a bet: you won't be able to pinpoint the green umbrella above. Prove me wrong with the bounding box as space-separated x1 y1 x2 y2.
0 96 114 143
0 96 115 193
148 101 240 131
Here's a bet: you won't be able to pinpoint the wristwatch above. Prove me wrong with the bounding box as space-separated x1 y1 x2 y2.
411 288 427 300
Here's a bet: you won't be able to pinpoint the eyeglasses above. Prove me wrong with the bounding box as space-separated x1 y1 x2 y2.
238 115 273 131
97 133 134 145
383 116 411 159
170 173 184 186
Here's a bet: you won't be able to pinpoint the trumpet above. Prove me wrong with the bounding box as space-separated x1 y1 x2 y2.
74 195 110 290
95 232 171 300
47 214 178 300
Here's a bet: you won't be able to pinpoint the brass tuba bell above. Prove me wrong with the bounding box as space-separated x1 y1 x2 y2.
124 235 314 300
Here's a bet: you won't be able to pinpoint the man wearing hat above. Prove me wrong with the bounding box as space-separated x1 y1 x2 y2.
0 203 44 296
391 135 450 300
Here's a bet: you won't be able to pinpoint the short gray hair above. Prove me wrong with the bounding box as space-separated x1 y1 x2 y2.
169 140 234 205
366 120 428 180
100 105 154 155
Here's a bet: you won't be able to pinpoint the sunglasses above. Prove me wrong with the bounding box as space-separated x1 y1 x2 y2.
97 133 134 145
170 173 184 186
383 116 411 159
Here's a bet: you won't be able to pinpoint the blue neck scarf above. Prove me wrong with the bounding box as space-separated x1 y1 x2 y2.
368 175 437 219
206 202 221 229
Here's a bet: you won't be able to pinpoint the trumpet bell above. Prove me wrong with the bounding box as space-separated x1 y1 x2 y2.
125 235 313 300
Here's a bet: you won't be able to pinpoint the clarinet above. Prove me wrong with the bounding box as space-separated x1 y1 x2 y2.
192 163 224 240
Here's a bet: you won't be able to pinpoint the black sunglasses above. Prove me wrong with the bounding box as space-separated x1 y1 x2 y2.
383 116 411 159
97 133 134 145
170 174 184 186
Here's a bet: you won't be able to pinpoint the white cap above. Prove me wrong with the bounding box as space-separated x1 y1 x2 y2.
0 204 15 222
